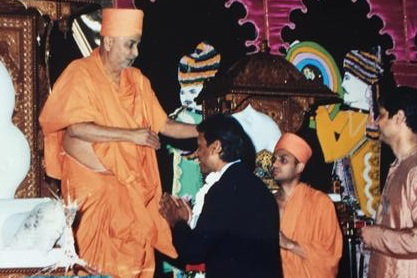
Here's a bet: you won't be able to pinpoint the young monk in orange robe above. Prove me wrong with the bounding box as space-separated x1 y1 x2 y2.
39 8 197 278
271 133 343 278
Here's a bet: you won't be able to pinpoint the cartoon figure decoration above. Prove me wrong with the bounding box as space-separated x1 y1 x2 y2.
168 41 221 206
315 49 383 218
286 41 343 128
166 41 221 278
0 61 30 198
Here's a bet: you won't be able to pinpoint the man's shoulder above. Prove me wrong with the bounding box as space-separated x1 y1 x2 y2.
301 183 333 203
292 184 336 215
63 55 95 75
220 163 270 191
222 162 256 180
52 57 95 89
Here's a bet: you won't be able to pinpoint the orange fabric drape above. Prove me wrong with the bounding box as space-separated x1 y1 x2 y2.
280 183 343 278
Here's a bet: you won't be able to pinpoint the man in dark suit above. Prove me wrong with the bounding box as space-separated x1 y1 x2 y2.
159 114 283 278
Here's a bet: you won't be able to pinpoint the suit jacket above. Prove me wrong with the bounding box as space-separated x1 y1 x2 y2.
172 162 283 278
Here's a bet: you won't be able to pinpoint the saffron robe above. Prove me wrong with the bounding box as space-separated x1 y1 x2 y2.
280 183 343 278
367 150 417 278
39 48 177 278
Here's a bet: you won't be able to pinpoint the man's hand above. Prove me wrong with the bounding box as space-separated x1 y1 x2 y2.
131 127 161 149
159 193 191 227
160 119 198 139
279 231 295 250
360 225 379 249
280 231 306 258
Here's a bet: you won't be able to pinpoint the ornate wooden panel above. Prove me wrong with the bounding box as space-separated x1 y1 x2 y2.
0 267 69 277
0 11 44 198
202 93 311 133
198 44 340 133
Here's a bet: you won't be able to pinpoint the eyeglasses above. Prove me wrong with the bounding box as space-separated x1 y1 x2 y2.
271 154 299 165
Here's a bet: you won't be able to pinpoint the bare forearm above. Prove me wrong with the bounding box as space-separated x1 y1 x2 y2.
363 225 417 257
66 122 131 142
160 119 198 139
66 122 161 148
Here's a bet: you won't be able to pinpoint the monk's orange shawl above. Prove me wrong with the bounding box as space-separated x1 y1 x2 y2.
39 48 176 278
280 183 343 278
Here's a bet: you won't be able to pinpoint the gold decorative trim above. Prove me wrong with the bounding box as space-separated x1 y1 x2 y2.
0 267 68 277
16 0 70 20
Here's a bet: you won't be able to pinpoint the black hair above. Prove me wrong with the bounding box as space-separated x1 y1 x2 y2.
379 86 417 133
197 114 256 170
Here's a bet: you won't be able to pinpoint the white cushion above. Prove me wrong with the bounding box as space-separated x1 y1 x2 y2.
0 198 70 268
0 248 67 268
8 199 66 252
0 198 51 248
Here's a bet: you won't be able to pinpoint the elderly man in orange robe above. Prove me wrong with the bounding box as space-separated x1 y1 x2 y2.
271 133 343 277
39 8 197 278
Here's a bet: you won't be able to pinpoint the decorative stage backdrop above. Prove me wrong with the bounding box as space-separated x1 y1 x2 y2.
45 0 415 214
3 0 412 277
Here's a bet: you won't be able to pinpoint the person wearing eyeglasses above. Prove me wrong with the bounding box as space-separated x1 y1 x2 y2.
271 132 343 278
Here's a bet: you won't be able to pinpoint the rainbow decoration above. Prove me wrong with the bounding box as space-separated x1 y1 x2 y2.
286 41 342 126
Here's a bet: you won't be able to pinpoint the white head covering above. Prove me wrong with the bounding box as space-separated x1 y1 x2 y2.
232 104 281 153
